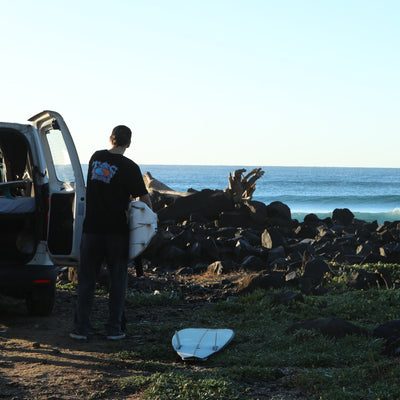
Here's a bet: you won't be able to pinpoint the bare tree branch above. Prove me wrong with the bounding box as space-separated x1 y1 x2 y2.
225 168 265 203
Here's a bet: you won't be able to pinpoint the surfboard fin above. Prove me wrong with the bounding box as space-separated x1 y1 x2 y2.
212 331 218 351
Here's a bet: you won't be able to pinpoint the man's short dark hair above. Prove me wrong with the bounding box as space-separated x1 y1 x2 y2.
111 125 132 147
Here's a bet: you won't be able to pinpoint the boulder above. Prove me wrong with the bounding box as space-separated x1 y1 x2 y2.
378 229 395 243
373 320 400 355
267 246 286 263
287 317 368 338
157 189 234 223
214 227 238 239
241 255 266 271
160 245 186 264
236 228 262 246
188 241 202 259
356 242 376 257
304 213 321 226
355 226 372 242
294 223 317 239
237 271 286 294
216 210 251 228
363 220 378 231
272 290 304 305
207 260 233 275
316 225 336 239
200 236 220 260
302 258 331 284
314 239 338 259
380 243 400 262
170 229 193 248
333 254 363 265
348 269 392 290
299 258 331 295
286 241 315 261
243 200 269 226
377 221 396 231
234 238 257 259
141 230 175 260
261 227 286 249
374 320 400 340
265 201 292 227
332 208 354 226
361 252 385 265
285 270 300 285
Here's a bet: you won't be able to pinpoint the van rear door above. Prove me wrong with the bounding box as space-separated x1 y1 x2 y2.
29 111 85 265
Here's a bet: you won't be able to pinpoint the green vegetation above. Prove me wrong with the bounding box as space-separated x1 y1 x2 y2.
112 263 400 399
125 290 181 307
56 281 78 291
119 370 242 400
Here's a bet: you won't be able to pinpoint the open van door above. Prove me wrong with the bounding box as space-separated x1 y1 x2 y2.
29 111 85 265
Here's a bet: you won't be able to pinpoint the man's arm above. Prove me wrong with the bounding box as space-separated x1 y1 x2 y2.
139 193 152 210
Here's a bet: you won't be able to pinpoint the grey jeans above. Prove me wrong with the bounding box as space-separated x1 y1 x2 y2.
74 232 128 336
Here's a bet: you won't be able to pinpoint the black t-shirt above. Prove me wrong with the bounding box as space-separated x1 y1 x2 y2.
83 150 148 234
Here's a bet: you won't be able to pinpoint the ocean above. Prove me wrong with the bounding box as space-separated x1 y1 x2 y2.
139 165 400 224
82 164 400 225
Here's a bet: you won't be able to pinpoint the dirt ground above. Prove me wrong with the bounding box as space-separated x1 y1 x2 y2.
0 269 305 400
0 287 135 400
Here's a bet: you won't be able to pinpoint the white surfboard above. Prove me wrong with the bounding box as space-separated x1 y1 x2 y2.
172 328 235 360
128 200 157 260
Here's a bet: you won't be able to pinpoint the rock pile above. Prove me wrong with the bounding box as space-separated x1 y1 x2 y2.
142 187 399 295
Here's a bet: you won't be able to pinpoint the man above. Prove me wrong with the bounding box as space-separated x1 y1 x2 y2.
70 125 152 340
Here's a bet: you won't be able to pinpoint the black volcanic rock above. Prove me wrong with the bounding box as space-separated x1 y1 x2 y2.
332 208 354 226
157 189 234 223
287 317 368 338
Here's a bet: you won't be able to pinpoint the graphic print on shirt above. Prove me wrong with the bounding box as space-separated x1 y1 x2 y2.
91 161 118 184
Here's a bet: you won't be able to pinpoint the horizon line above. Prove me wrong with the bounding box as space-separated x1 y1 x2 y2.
134 163 400 170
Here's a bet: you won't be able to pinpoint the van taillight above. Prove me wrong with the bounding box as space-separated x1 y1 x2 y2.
34 280 51 284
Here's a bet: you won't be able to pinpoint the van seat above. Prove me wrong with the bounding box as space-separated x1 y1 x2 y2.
0 198 36 214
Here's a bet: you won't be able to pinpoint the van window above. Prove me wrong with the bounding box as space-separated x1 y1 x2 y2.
46 129 75 182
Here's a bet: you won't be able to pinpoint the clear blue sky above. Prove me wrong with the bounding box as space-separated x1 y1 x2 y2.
1 1 399 167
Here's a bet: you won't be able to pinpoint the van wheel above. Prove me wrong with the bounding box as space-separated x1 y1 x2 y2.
26 283 56 316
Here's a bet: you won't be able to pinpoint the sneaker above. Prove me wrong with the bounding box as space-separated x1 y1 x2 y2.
69 330 88 340
106 332 126 340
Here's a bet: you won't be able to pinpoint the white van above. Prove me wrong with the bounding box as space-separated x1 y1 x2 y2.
0 111 85 315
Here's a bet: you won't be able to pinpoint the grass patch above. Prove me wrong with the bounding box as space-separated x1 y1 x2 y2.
117 370 242 399
56 281 77 290
125 290 181 307
112 263 400 399
144 371 240 399
290 360 400 399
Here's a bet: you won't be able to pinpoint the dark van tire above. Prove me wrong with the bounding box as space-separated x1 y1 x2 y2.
26 282 56 316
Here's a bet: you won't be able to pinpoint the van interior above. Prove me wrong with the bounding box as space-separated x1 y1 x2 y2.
0 128 39 263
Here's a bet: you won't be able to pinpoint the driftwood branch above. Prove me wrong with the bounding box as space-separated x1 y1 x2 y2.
143 168 265 212
143 172 193 212
225 168 264 203
143 172 191 199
